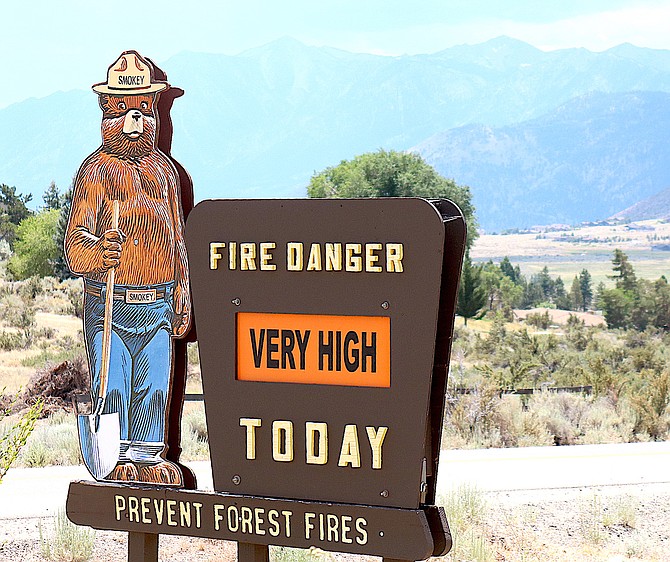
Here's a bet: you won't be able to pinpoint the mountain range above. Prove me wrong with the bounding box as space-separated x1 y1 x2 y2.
414 91 670 230
2 36 670 230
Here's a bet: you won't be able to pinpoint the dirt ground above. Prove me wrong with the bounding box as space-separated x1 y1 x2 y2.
1 484 669 562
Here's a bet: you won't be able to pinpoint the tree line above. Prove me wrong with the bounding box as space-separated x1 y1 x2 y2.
457 249 670 332
2 150 668 333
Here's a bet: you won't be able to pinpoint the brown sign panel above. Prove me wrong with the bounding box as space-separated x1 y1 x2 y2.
66 480 442 559
185 198 464 509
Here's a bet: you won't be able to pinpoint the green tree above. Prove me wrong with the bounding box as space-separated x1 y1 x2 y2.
569 276 583 311
610 249 637 292
579 269 593 311
42 181 62 211
537 266 554 301
553 276 570 310
499 256 521 284
599 287 634 329
0 184 32 249
53 184 74 280
652 277 670 329
522 276 544 308
307 149 478 248
478 262 523 317
498 274 524 313
630 278 655 331
7 209 60 279
457 254 487 325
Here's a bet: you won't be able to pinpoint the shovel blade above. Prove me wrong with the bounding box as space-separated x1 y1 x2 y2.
78 412 121 480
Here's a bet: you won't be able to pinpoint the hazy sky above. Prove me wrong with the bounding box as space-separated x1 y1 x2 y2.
2 0 669 109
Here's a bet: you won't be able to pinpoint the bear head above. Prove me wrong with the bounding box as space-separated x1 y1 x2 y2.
99 94 158 159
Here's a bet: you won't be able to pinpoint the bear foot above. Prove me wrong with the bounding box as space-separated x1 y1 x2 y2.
138 461 183 486
107 462 139 482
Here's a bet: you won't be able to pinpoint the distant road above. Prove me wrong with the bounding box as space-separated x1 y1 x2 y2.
437 441 670 493
1 442 668 520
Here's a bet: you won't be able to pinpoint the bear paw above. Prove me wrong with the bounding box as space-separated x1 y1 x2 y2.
107 462 139 482
138 461 183 486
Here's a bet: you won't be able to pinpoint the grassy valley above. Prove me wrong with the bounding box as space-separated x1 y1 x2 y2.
472 219 670 284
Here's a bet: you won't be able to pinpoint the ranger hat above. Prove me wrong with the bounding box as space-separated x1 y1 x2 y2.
92 50 168 95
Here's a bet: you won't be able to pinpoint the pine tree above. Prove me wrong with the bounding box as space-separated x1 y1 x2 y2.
610 249 637 293
52 184 74 280
578 269 593 310
569 276 583 311
499 256 519 283
0 183 32 249
457 254 487 326
42 181 62 210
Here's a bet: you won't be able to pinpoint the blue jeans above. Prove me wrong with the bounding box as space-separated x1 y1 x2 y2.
84 280 174 463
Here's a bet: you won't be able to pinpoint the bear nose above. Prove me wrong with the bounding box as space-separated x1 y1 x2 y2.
131 110 142 121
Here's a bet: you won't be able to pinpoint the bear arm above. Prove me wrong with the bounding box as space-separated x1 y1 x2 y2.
168 174 191 336
64 174 107 276
65 226 106 276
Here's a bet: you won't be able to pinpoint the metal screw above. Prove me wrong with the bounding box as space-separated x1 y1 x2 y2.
232 298 241 306
380 489 389 497
381 301 390 310
232 475 241 485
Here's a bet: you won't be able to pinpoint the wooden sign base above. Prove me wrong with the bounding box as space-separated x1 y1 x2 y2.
66 480 451 561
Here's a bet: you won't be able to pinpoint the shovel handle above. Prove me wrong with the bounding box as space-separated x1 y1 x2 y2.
97 200 119 401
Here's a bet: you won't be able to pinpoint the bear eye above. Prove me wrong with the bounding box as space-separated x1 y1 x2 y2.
118 101 127 111
140 101 149 110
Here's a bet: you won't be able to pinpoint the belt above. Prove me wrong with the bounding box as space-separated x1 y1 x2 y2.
84 284 169 303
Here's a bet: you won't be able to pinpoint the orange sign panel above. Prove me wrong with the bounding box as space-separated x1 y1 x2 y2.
237 313 391 387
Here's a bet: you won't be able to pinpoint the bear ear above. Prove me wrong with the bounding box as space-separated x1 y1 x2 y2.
98 94 111 113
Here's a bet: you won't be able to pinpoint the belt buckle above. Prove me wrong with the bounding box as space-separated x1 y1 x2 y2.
125 289 157 304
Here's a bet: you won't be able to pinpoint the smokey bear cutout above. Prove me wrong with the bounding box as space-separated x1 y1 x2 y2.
65 50 194 487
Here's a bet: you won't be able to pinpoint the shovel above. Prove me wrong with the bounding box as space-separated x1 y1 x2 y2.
78 200 121 480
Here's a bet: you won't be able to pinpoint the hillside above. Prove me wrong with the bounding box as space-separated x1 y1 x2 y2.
2 37 670 229
414 91 670 231
612 185 670 221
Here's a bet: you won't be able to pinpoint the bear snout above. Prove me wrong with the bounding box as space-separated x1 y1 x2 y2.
122 110 144 136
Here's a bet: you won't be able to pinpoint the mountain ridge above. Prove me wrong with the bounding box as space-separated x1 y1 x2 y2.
2 37 670 229
414 91 670 230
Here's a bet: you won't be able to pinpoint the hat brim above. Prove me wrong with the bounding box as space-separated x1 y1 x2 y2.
92 82 168 95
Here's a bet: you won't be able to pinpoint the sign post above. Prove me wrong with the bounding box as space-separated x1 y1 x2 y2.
67 196 466 561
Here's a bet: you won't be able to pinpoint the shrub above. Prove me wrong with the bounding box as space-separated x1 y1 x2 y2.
180 406 209 461
65 283 84 319
494 395 553 447
0 293 36 344
7 209 60 280
630 369 670 439
530 391 587 445
0 330 25 351
440 485 493 562
577 397 635 444
18 411 81 467
444 383 502 448
40 507 95 561
526 309 551 329
24 358 89 416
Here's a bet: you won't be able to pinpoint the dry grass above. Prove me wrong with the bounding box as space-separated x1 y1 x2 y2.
485 490 663 561
0 284 84 393
443 390 643 450
473 219 670 257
